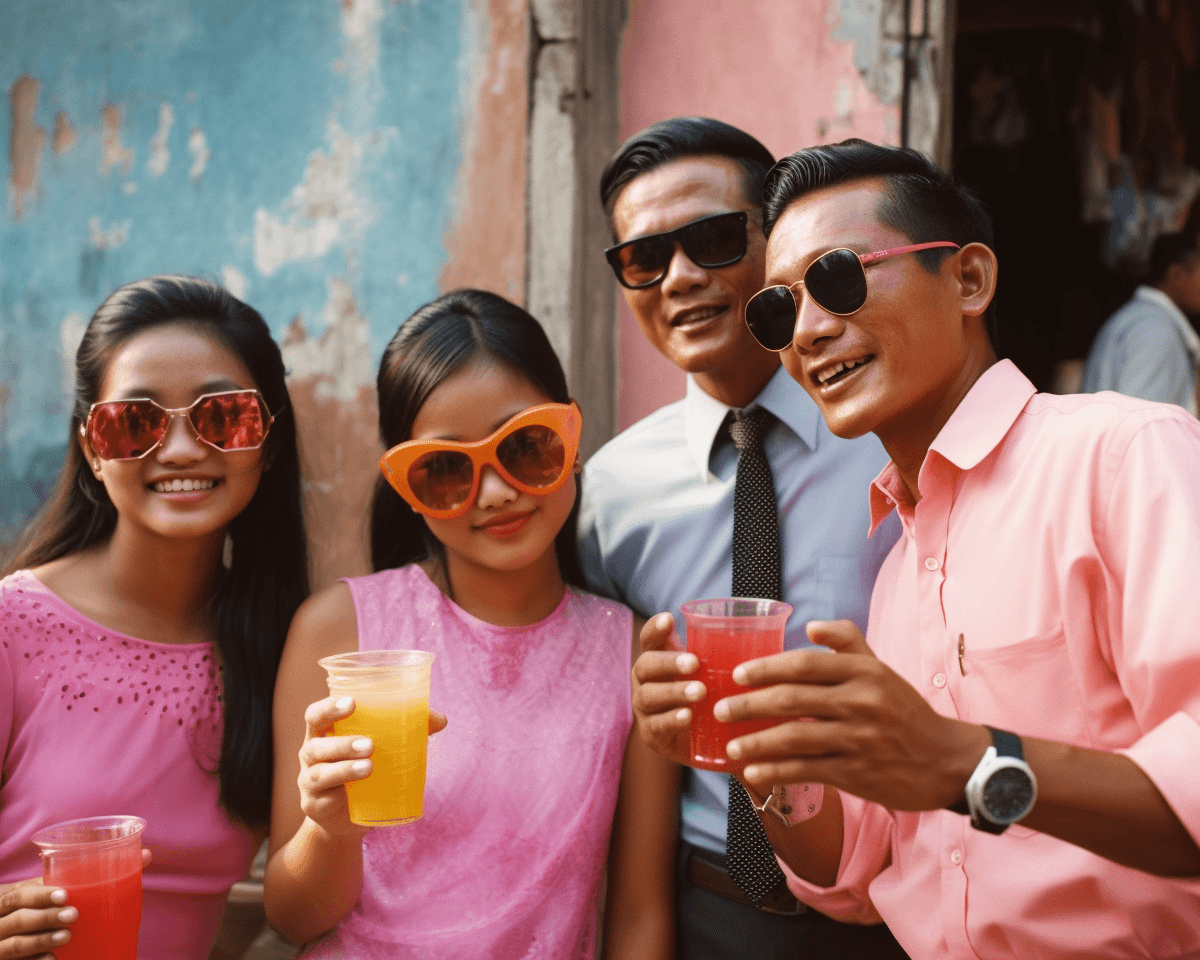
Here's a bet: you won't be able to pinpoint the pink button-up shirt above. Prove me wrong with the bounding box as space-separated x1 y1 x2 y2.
782 360 1200 959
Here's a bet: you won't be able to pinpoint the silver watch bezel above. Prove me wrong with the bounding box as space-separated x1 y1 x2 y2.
965 745 1038 826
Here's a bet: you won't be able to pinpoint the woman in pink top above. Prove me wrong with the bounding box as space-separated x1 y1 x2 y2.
265 290 678 958
0 276 309 959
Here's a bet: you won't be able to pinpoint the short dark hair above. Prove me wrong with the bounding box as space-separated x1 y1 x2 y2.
370 289 585 588
599 117 775 223
762 139 997 347
1148 232 1200 286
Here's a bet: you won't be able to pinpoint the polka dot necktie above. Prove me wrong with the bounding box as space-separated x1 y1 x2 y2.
725 406 789 904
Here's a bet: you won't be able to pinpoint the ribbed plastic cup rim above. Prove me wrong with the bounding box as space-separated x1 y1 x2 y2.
319 649 435 676
31 815 147 851
680 598 793 620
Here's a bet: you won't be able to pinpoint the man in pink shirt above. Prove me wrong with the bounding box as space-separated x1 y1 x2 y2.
632 139 1200 958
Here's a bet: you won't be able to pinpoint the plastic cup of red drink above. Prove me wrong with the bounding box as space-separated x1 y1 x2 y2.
31 815 146 960
681 598 792 771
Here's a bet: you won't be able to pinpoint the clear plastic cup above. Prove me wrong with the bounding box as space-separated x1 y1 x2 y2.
31 815 146 960
681 598 792 771
319 650 435 826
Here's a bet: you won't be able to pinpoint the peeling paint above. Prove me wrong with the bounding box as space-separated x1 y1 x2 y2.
187 126 209 180
8 75 47 219
279 277 374 402
439 0 527 301
147 103 175 177
829 0 905 106
221 265 247 300
253 122 373 277
100 105 134 175
341 0 385 80
87 216 131 251
51 111 75 156
59 312 87 394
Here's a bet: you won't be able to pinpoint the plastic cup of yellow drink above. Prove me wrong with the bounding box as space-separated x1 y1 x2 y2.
318 650 435 826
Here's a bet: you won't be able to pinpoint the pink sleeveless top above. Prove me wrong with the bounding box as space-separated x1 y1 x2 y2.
0 571 254 960
301 564 633 960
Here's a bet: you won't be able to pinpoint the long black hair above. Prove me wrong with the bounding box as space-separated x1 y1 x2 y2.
370 288 586 588
3 275 309 828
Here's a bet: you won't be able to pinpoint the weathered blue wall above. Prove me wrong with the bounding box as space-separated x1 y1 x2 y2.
1 0 482 565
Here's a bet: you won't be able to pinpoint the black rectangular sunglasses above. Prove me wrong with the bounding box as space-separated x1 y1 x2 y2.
604 211 750 289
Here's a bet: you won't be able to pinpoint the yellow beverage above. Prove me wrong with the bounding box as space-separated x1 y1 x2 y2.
334 693 429 825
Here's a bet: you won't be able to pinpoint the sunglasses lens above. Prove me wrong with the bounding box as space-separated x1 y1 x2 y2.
805 248 867 315
88 400 168 460
681 213 747 267
191 392 268 450
496 424 566 488
613 236 671 288
407 451 475 512
745 286 799 351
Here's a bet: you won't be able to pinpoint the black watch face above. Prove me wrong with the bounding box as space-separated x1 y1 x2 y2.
983 767 1034 822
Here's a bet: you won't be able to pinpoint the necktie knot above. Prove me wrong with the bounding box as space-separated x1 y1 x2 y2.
729 406 774 454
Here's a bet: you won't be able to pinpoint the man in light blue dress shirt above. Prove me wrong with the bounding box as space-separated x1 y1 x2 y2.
578 117 903 959
1083 232 1200 414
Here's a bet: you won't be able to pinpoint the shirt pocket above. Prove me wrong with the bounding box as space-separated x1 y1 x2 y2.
958 622 1092 758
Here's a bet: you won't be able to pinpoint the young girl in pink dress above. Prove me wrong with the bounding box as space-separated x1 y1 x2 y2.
265 289 677 958
0 276 309 959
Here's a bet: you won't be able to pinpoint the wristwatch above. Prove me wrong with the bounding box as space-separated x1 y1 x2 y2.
948 726 1037 834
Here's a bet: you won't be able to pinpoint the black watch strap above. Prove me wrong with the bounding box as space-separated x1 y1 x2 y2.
947 726 1021 819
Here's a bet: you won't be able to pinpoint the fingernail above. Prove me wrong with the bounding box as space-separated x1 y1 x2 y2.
57 907 78 923
675 707 692 723
656 613 671 629
726 740 743 759
351 738 372 753
743 763 761 779
732 665 748 684
714 700 730 721
336 697 353 711
51 931 70 944
351 759 372 775
684 681 705 700
677 653 698 673
49 888 67 904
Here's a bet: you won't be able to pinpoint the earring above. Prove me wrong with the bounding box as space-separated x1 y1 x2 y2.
222 532 234 570
573 458 582 475
92 459 102 473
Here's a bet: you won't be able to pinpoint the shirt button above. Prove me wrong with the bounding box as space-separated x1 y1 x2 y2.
924 557 940 571
933 672 947 688
951 849 962 865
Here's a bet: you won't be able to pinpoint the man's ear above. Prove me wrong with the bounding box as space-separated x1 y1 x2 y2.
955 242 999 318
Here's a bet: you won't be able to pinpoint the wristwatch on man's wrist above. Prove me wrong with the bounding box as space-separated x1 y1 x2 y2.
948 726 1037 834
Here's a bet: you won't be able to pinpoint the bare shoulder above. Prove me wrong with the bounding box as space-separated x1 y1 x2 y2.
285 581 359 662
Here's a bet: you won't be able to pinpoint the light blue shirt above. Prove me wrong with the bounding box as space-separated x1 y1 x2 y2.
1082 285 1200 416
578 366 900 856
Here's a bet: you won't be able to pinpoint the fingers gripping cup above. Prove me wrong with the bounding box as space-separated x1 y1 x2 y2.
320 650 435 826
31 815 146 960
681 598 792 771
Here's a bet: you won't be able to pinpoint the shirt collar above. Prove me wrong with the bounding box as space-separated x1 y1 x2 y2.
1135 285 1200 357
868 359 1036 534
683 365 822 482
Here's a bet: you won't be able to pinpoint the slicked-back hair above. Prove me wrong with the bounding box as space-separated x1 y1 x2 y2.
3 275 309 828
370 289 586 589
762 139 998 349
599 116 776 226
1148 232 1200 286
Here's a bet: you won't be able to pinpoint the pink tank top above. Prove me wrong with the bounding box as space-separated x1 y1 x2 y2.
0 571 254 960
301 564 633 959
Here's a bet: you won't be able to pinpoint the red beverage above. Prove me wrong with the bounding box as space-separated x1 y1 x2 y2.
682 599 791 771
32 816 145 960
52 863 142 960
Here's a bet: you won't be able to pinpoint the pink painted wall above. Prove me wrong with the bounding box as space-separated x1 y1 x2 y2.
617 0 901 429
